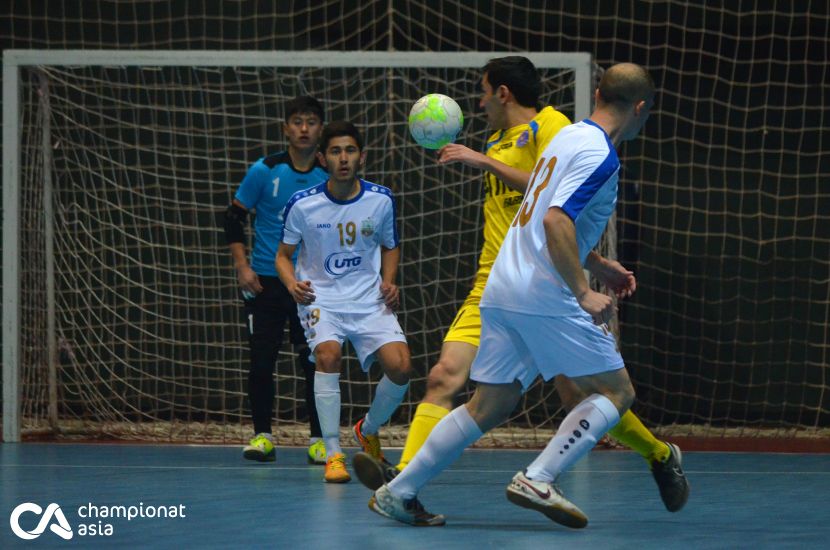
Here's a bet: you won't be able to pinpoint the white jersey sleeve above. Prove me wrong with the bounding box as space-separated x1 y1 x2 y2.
379 192 399 249
549 146 618 221
281 191 305 246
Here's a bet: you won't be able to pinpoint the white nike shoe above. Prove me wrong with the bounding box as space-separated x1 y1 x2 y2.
505 471 588 528
369 485 445 527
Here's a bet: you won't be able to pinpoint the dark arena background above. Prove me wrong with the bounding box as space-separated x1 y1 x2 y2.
1 1 828 452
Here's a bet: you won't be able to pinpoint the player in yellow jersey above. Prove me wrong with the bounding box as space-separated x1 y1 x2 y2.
355 56 688 512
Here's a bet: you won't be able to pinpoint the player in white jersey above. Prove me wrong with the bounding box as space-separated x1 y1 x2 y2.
369 63 656 527
277 121 411 484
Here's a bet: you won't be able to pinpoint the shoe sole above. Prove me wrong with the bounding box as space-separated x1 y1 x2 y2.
325 474 351 483
505 487 588 529
354 452 388 490
307 456 327 465
243 449 275 462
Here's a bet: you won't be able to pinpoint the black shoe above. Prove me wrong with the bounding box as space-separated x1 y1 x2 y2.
651 442 690 512
353 451 399 490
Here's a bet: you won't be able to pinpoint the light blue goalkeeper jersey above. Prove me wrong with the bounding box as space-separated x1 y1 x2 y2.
234 151 328 277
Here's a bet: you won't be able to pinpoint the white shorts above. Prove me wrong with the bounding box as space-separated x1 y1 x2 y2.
298 303 407 371
470 307 624 391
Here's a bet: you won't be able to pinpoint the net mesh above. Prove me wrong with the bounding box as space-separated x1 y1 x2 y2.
3 1 829 445
16 62 581 443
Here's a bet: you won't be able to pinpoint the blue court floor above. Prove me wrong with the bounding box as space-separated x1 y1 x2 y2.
1 443 828 549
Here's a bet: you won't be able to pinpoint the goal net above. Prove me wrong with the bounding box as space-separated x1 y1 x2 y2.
4 50 593 444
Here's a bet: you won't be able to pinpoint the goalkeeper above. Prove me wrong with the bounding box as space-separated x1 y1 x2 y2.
354 56 689 512
223 96 329 465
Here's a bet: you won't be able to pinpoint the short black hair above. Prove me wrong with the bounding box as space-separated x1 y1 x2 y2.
284 95 324 122
482 56 543 109
319 120 363 152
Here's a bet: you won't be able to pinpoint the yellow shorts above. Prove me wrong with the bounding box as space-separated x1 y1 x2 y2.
444 282 485 347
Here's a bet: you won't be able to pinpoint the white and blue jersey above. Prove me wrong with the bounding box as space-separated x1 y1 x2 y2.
481 119 621 317
234 151 328 277
282 179 399 313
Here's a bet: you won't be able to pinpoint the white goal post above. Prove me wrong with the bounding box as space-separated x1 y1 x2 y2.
2 50 593 443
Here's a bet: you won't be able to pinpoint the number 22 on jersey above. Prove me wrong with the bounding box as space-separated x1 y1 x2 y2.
513 155 557 228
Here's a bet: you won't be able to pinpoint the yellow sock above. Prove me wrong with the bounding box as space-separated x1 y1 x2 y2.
608 410 670 464
396 402 450 471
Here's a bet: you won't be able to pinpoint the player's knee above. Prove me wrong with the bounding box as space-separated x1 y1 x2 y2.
620 381 636 412
380 346 412 384
313 348 341 373
394 355 413 381
425 358 468 400
466 383 522 432
607 381 636 414
554 375 586 411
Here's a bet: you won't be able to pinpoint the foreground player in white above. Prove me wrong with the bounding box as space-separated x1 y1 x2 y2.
368 63 656 527
277 121 411 483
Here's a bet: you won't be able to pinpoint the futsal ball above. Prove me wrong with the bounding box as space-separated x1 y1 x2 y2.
408 94 464 149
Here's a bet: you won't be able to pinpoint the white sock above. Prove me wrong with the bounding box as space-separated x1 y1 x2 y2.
525 393 620 483
361 375 409 435
388 405 483 499
314 371 342 456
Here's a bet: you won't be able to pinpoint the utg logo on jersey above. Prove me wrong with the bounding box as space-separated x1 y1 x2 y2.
10 502 74 540
324 252 363 278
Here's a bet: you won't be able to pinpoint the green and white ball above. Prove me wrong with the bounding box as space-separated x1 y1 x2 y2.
408 94 464 149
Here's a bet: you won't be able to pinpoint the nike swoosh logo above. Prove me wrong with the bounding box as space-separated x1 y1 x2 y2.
518 478 551 499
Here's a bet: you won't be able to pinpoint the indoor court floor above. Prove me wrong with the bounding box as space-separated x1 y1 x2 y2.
1 443 828 548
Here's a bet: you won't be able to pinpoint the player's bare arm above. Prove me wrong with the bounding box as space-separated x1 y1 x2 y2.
437 143 531 193
226 199 264 296
543 207 615 324
584 250 637 299
230 242 263 296
379 245 401 308
276 242 315 305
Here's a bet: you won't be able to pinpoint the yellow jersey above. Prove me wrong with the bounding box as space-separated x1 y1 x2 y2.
477 106 572 282
445 106 571 345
